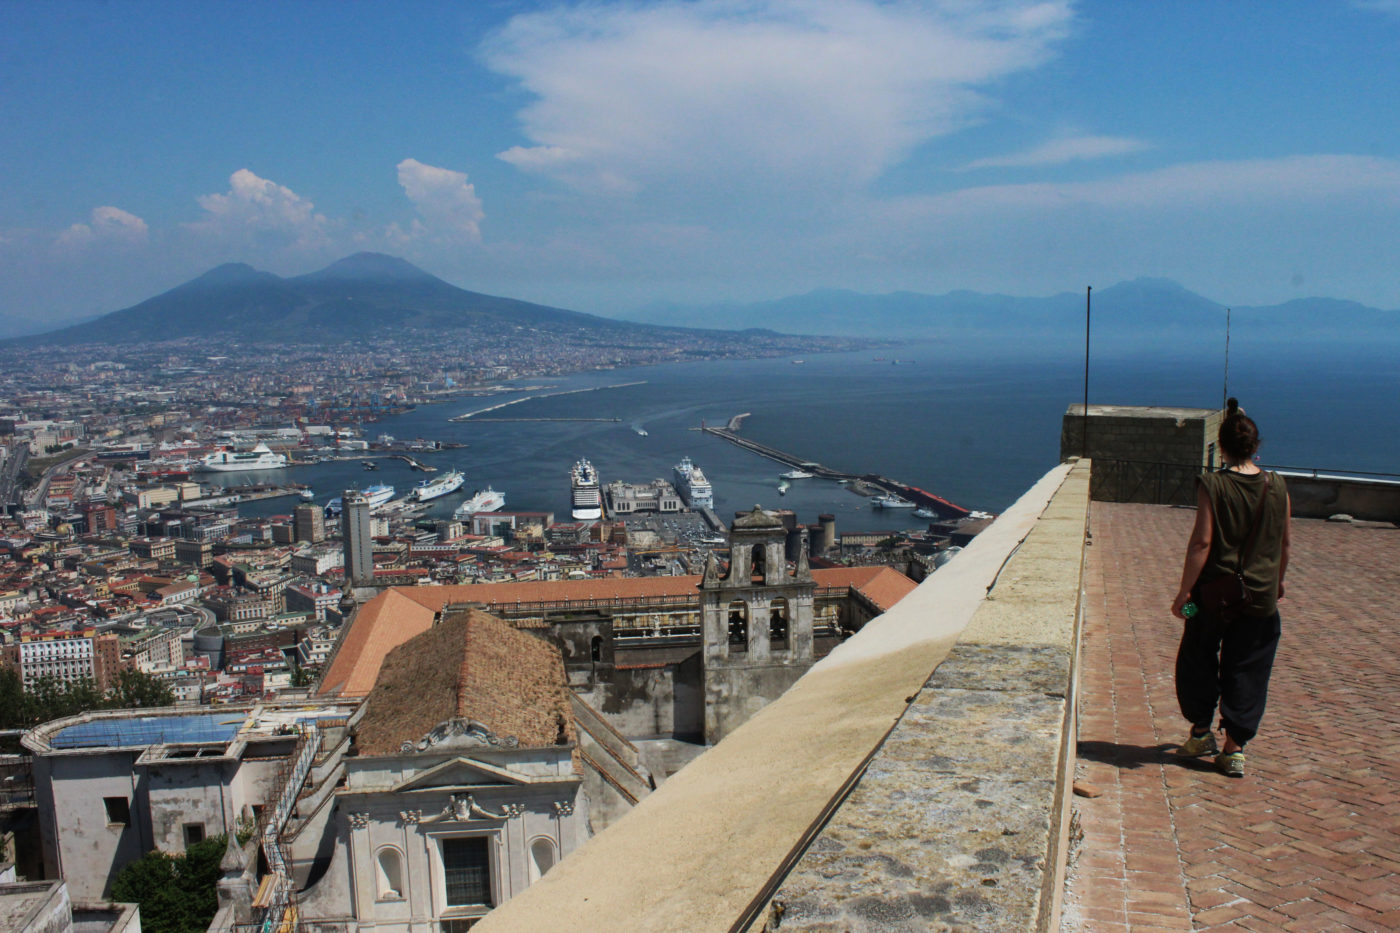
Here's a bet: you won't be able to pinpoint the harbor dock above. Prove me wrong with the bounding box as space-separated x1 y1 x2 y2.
701 422 970 519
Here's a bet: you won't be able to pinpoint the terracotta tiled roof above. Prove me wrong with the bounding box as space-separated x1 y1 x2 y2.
317 566 917 699
354 608 573 757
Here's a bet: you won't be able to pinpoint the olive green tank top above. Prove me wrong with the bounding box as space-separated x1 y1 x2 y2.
1198 469 1289 617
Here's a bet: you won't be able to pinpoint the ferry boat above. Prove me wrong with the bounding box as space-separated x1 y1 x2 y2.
673 457 714 509
300 489 316 501
411 469 465 502
571 459 603 520
453 486 505 519
780 469 814 480
325 484 395 515
913 507 937 519
872 494 917 509
194 443 288 473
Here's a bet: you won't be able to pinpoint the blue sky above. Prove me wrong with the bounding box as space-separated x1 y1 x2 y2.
3 0 1399 333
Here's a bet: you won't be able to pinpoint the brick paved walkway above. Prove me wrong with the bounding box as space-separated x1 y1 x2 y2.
1064 502 1400 932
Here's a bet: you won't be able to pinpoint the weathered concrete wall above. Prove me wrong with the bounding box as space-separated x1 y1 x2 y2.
37 751 148 900
703 664 809 747
1062 404 1219 505
0 880 71 933
145 760 235 852
1281 472 1400 522
572 660 701 739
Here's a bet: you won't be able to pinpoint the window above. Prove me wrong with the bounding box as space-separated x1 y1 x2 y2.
104 796 130 825
440 920 479 933
727 602 748 653
183 823 205 847
442 837 492 908
770 598 789 650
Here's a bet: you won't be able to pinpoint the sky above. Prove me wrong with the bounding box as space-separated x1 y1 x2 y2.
3 0 1400 334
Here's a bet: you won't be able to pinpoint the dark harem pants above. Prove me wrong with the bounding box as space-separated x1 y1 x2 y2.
1175 609 1282 747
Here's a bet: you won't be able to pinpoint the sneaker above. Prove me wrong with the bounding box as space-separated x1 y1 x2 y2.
1177 730 1218 757
1215 751 1246 778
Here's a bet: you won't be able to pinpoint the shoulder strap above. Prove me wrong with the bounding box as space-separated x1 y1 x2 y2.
1235 472 1272 573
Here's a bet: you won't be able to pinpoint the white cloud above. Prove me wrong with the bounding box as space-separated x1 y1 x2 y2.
883 154 1400 219
393 158 485 242
56 206 149 248
185 169 328 249
962 135 1151 170
481 0 1073 195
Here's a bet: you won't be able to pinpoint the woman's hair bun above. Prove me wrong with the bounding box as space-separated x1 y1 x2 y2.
1226 397 1239 415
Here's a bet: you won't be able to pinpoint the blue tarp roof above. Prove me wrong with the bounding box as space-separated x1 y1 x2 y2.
49 712 246 749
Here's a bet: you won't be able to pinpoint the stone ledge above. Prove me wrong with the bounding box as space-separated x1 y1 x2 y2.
759 463 1088 932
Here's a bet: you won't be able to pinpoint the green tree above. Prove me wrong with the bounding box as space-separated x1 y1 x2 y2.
107 669 175 709
110 834 227 933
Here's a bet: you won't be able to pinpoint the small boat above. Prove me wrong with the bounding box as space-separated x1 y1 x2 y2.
362 461 378 471
778 479 791 495
299 489 315 501
913 507 937 519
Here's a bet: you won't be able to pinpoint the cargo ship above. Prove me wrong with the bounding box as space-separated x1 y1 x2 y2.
571 459 603 520
673 457 713 509
454 486 505 518
194 443 288 473
411 469 465 502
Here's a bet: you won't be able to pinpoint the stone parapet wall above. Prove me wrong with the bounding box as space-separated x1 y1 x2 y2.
757 460 1089 931
1062 404 1219 505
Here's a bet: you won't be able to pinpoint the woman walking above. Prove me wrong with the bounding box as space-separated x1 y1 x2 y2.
1171 399 1291 777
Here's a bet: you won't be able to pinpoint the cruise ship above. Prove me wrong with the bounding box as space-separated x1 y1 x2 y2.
325 484 395 515
411 469 465 502
673 457 713 509
194 443 288 473
453 486 505 519
571 459 603 521
872 493 917 509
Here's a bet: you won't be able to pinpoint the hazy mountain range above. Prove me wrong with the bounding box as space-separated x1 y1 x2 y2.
626 278 1399 356
9 254 1395 358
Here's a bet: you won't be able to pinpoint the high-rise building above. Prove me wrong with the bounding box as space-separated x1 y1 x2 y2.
294 503 325 543
342 490 374 586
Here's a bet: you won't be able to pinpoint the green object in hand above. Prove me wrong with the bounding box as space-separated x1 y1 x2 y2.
1181 601 1199 618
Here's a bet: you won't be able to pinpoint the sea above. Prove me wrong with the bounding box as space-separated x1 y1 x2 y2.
233 340 1399 533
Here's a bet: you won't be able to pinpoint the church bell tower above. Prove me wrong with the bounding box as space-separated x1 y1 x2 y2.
699 506 816 744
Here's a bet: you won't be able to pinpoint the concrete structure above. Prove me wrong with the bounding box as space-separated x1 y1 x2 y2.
604 479 682 515
294 503 325 544
0 878 140 933
1060 403 1222 505
700 506 816 745
342 490 374 586
22 704 353 900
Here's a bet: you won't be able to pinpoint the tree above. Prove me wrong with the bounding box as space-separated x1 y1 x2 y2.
108 669 175 709
110 834 227 933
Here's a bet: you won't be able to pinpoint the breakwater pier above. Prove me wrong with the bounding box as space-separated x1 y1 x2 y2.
701 422 969 519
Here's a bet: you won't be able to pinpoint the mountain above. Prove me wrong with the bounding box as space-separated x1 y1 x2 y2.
624 278 1398 356
14 253 646 346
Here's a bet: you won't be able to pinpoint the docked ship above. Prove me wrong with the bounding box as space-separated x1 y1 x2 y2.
780 468 814 479
673 457 714 510
453 486 505 518
325 484 395 515
872 494 917 509
571 459 603 521
194 443 288 473
411 470 465 502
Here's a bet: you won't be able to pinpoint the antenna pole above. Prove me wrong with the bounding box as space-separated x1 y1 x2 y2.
1083 285 1091 459
1223 307 1231 409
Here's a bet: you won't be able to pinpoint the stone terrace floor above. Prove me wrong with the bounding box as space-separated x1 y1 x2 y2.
1064 502 1400 932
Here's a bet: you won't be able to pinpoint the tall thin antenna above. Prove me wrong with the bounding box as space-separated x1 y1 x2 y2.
1083 285 1091 458
1222 307 1231 409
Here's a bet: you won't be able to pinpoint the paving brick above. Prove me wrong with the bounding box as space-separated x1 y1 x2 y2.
1062 504 1400 933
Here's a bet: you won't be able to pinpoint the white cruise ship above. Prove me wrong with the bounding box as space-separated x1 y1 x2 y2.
571 459 603 520
454 486 505 518
325 484 395 515
194 443 288 473
872 494 917 509
411 470 465 502
673 457 713 509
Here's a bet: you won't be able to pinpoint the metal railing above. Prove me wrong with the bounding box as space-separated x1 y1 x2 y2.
256 723 322 933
